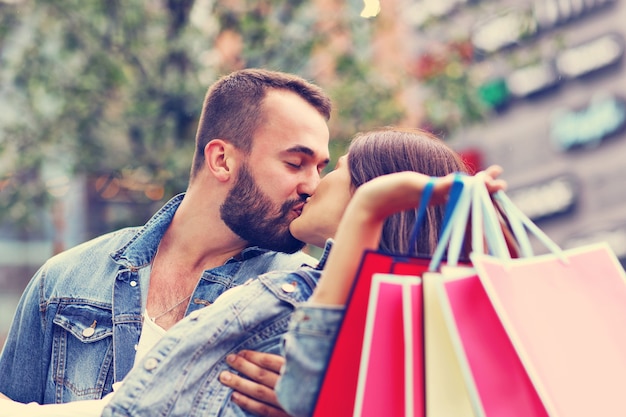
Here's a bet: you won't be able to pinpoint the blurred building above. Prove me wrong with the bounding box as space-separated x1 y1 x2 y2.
400 0 626 264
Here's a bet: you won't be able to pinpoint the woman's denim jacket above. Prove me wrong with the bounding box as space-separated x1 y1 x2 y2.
0 193 316 405
276 302 344 417
101 242 334 417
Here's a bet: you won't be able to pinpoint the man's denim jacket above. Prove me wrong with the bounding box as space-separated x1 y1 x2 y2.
101 242 333 417
0 194 316 405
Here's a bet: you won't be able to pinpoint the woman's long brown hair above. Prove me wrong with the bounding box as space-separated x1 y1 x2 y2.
347 127 470 257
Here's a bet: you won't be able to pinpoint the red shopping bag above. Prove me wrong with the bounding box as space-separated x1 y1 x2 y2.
312 250 430 417
472 243 626 417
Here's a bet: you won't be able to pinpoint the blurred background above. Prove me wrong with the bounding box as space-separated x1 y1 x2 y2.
0 0 624 347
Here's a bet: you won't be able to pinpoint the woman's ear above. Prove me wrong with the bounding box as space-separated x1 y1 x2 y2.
204 139 238 182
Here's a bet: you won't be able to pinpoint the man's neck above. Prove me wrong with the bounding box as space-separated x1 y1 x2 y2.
166 188 249 269
145 189 249 330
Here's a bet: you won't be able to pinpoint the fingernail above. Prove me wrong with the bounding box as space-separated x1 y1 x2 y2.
220 371 231 382
226 354 235 364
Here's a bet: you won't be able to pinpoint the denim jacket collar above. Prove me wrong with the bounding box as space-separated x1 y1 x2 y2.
316 239 334 270
109 193 279 271
110 193 184 270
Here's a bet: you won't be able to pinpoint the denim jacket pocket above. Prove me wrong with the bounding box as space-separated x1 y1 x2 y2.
50 303 115 402
53 303 113 342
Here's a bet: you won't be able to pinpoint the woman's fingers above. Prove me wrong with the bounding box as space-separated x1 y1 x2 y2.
482 165 507 193
430 166 506 204
483 164 503 179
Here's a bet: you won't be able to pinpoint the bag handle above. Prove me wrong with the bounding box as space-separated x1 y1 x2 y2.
407 176 438 256
419 170 569 272
428 174 523 270
491 192 533 258
491 191 567 262
473 173 512 260
467 174 567 262
429 174 470 271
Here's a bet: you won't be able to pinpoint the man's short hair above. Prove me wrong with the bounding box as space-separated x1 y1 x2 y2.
190 69 332 180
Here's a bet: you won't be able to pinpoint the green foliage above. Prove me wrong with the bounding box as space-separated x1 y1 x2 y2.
0 0 405 234
331 54 405 141
418 46 489 138
0 0 207 228
221 0 319 72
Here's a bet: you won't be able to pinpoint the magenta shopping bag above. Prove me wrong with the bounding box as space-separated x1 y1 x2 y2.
437 266 549 417
312 252 430 417
353 273 424 417
423 173 555 416
314 180 440 417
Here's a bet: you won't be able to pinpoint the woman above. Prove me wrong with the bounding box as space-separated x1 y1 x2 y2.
0 127 504 416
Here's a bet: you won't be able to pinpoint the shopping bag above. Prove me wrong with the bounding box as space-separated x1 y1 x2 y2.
312 250 431 417
313 179 445 417
472 243 626 417
468 185 626 416
422 268 475 417
421 175 483 416
422 174 548 417
429 266 549 417
353 273 423 417
432 174 626 416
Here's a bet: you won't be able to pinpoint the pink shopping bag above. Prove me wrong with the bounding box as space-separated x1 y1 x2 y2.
437 266 549 417
472 243 626 417
420 172 547 416
354 273 424 417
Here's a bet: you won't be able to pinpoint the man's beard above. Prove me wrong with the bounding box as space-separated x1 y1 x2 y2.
220 163 306 254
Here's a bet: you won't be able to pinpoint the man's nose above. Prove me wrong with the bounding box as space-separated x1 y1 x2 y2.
297 170 321 199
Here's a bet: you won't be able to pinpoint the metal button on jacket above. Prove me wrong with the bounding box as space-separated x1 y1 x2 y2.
82 320 97 338
82 327 95 338
144 357 159 371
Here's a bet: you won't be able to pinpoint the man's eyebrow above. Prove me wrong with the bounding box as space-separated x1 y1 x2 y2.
284 146 330 164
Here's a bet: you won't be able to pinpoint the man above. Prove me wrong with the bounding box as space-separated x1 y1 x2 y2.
0 68 331 410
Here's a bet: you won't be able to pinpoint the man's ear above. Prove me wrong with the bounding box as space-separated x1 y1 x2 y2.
204 139 238 182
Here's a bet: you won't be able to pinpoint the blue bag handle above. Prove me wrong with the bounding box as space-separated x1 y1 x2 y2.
407 177 436 256
429 174 470 271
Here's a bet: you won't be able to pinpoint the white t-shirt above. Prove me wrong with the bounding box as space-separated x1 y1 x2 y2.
0 311 166 417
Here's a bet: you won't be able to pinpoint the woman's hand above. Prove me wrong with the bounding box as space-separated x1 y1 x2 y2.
352 165 506 222
219 350 290 417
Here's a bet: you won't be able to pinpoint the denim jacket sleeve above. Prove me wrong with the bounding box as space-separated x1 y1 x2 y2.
0 231 128 405
102 268 320 417
0 265 49 404
275 303 345 417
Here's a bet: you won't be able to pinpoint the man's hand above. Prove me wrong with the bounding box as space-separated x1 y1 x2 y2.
219 350 290 417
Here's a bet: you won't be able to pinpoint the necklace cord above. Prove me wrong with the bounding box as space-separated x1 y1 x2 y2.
151 294 191 321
